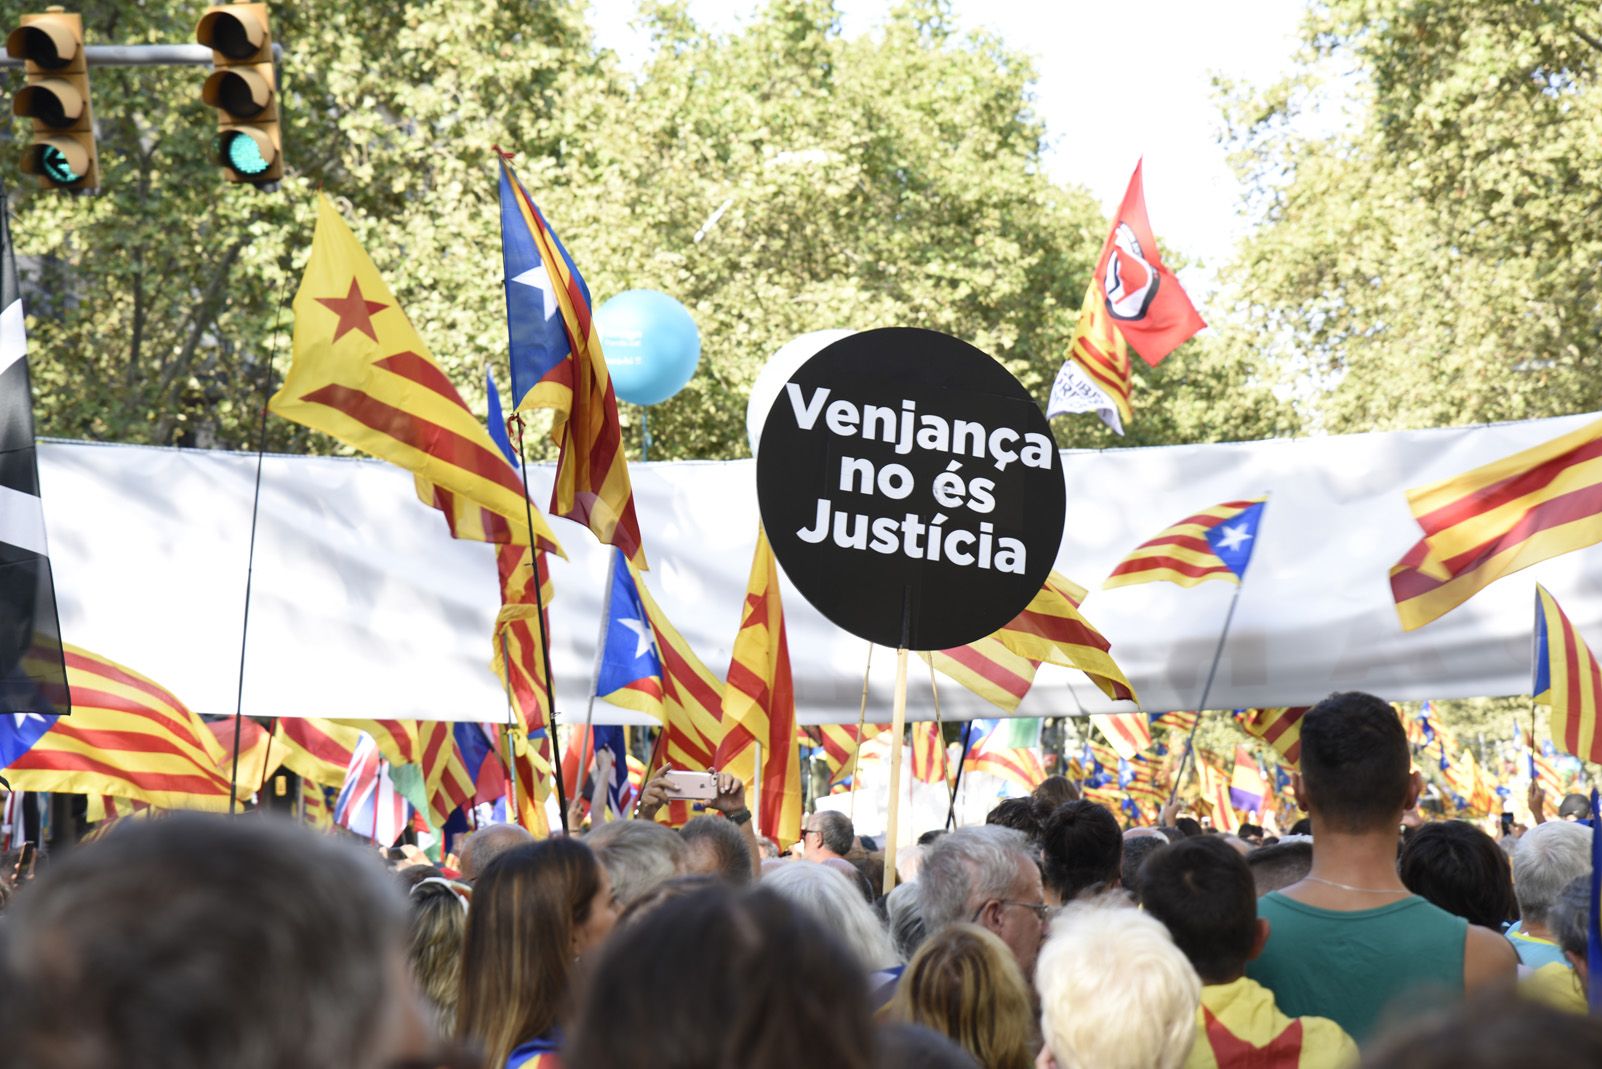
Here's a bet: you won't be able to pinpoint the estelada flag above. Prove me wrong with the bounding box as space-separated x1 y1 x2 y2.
498 156 644 568
271 195 562 555
1094 160 1205 367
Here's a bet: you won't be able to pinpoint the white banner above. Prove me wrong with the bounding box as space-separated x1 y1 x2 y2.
37 410 1602 724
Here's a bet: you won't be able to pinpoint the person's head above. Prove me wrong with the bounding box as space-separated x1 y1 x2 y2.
1032 775 1079 809
0 814 427 1069
457 838 617 1068
918 825 1047 979
1245 838 1313 896
890 924 1036 1069
565 886 874 1069
458 822 534 881
1236 823 1265 845
1557 793 1591 821
1399 820 1517 929
1360 995 1602 1069
918 828 950 847
1036 904 1200 1069
801 809 854 860
406 876 470 1036
1296 692 1417 833
874 1022 982 1069
1548 874 1593 986
585 818 687 908
1174 816 1204 838
679 815 754 885
886 879 928 961
1040 800 1122 903
615 874 720 927
987 796 1049 842
1287 817 1312 836
1120 833 1168 895
1512 820 1593 930
762 856 899 971
1138 837 1260 984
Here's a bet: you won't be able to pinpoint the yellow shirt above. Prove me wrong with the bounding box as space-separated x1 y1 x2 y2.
1521 961 1586 1015
1184 977 1359 1069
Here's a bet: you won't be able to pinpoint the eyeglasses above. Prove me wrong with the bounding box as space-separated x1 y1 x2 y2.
974 899 1054 923
799 828 819 839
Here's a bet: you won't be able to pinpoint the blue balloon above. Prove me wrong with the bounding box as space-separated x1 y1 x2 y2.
595 290 701 406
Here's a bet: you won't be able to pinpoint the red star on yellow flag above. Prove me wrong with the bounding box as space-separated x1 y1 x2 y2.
315 278 388 343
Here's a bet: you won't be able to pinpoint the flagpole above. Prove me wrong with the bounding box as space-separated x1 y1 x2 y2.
497 631 523 826
847 642 873 824
575 551 618 820
228 277 292 815
507 413 569 833
882 593 913 897
1168 579 1247 806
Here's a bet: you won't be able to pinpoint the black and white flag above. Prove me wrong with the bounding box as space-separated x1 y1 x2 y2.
0 178 69 716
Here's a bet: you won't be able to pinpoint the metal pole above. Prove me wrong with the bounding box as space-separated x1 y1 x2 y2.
1168 581 1247 806
0 42 282 69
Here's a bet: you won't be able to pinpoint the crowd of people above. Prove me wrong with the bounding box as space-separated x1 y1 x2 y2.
1 690 1598 1068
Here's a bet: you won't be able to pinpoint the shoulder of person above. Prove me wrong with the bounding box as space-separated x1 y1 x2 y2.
1462 924 1518 989
1295 1013 1360 1066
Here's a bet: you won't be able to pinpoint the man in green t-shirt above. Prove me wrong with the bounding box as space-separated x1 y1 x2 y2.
1246 692 1516 1045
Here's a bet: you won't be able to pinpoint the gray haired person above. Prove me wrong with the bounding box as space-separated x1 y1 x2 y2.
917 825 1048 980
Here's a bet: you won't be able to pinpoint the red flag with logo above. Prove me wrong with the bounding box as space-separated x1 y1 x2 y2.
1095 161 1204 366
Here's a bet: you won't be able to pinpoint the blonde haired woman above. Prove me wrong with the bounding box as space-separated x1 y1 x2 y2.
889 923 1037 1069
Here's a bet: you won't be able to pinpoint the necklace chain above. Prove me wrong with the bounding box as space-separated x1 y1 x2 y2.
1303 875 1410 895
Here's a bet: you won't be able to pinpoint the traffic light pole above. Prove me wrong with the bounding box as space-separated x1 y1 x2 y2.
0 42 279 68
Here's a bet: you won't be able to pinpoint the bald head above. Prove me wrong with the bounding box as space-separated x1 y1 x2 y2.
459 824 534 881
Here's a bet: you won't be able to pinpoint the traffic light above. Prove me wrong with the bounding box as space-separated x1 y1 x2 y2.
6 9 97 191
195 3 282 185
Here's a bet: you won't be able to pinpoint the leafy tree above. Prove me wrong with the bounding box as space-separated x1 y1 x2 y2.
1218 0 1602 433
5 0 1287 460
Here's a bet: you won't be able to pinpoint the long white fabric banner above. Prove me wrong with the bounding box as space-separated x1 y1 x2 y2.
37 411 1602 724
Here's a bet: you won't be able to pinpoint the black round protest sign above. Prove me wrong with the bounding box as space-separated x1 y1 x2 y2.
756 328 1065 651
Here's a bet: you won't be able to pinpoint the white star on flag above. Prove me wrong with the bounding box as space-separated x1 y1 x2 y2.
620 617 654 660
511 264 558 320
1215 522 1253 552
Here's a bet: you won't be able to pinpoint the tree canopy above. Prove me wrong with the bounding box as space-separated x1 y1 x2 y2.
1217 0 1602 433
4 0 1289 458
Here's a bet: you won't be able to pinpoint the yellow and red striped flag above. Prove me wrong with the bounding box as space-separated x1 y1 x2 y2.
335 720 418 768
497 156 644 567
714 528 802 847
911 721 948 785
1 644 245 811
966 718 1047 793
417 720 476 829
274 718 363 787
1533 584 1602 765
301 779 333 830
1092 713 1153 761
1235 707 1307 771
924 638 1039 714
206 716 282 795
995 571 1137 702
810 723 888 787
1047 279 1134 434
1152 711 1199 733
1105 499 1266 589
270 195 563 555
1391 417 1602 630
491 544 557 738
1195 752 1242 834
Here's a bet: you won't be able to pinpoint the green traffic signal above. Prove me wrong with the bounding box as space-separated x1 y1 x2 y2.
220 130 269 177
39 144 81 184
